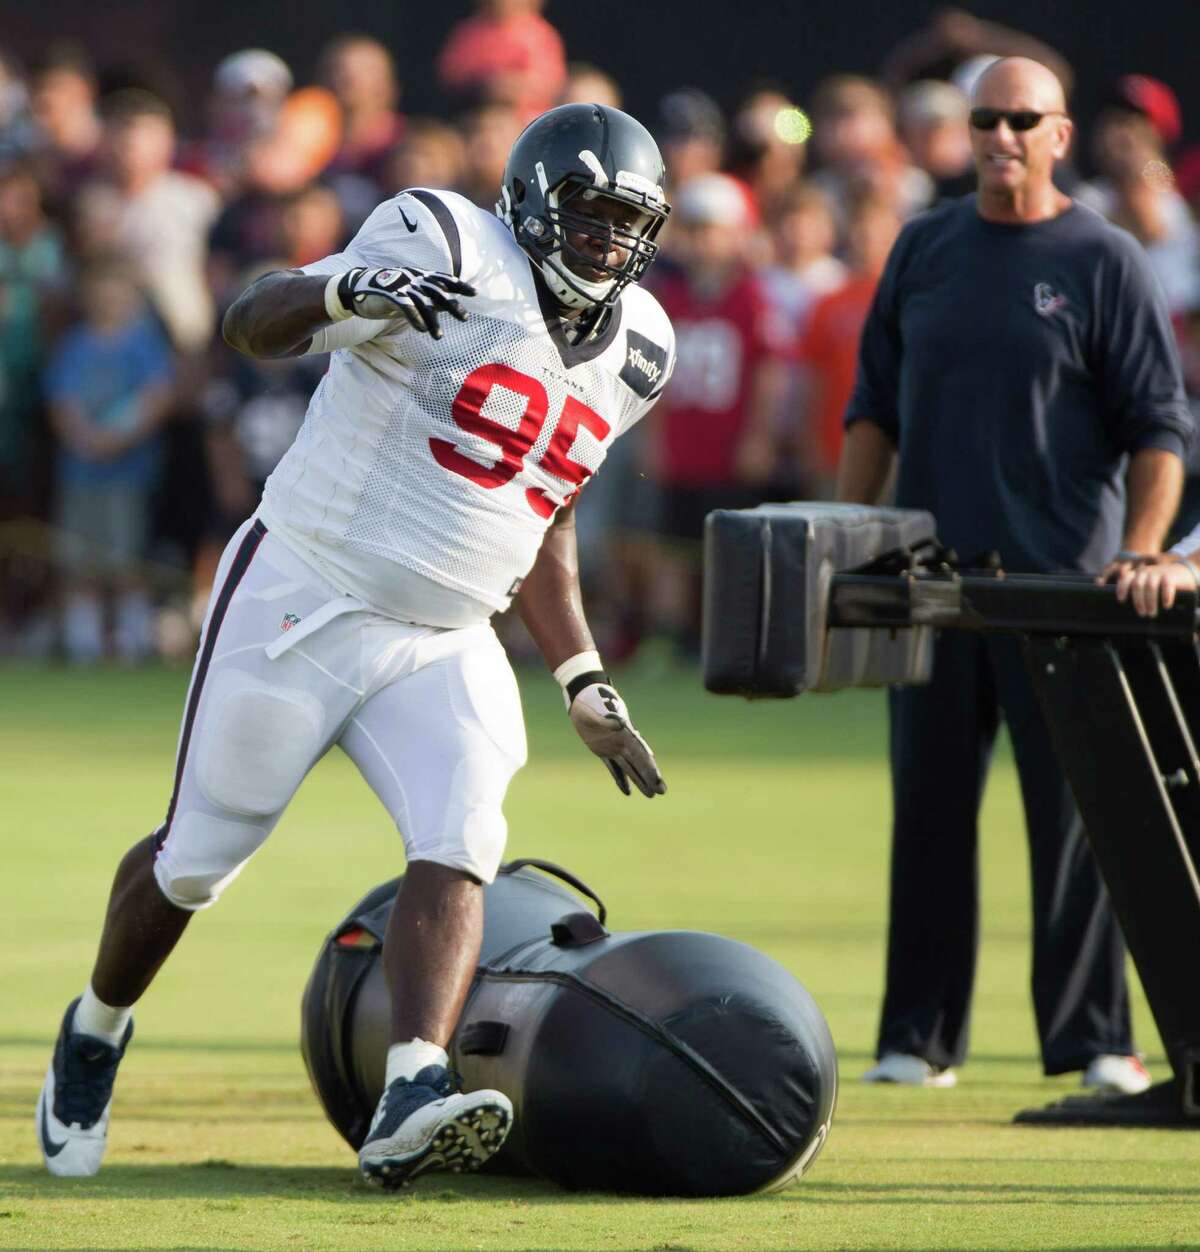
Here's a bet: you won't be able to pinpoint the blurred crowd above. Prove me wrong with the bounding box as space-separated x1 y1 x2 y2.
1 2 1199 663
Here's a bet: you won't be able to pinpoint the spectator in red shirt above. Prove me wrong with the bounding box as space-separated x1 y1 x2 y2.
794 191 900 494
649 172 792 655
436 0 566 125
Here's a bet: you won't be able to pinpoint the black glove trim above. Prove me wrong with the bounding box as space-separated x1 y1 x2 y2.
565 671 609 705
336 268 366 313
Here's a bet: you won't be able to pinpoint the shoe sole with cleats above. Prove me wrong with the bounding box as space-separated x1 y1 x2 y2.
360 1100 511 1190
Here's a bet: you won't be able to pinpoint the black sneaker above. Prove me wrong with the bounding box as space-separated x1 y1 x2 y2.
37 997 133 1177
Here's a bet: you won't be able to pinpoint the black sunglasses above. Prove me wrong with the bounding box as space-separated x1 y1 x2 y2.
969 108 1065 132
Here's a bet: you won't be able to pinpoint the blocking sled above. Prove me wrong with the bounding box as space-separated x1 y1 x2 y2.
703 499 1200 1127
300 859 837 1194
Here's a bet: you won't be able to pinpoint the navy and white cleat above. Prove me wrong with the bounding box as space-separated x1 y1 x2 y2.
37 997 133 1178
358 1065 512 1189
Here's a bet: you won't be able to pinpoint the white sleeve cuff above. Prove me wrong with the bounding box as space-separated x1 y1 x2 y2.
324 272 353 322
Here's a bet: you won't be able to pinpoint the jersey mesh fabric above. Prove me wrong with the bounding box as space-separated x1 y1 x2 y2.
260 189 674 616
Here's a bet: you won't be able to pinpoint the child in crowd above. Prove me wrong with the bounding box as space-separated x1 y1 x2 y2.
45 259 173 661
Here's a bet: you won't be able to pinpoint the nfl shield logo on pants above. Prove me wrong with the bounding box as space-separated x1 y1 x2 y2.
280 612 301 632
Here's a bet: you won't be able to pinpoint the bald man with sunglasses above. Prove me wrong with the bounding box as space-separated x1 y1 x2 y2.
838 58 1191 1092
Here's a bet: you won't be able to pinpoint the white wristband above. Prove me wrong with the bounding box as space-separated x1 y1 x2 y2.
324 272 353 322
553 650 604 689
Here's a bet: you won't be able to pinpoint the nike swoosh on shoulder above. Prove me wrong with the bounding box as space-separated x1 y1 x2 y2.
40 1093 67 1157
399 206 419 232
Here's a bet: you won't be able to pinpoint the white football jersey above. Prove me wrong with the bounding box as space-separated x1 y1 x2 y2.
258 187 675 627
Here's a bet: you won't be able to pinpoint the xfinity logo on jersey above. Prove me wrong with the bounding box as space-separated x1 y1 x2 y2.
620 329 670 400
629 348 661 385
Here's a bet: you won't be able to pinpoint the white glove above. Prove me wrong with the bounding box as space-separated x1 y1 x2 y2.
567 677 666 798
325 267 475 339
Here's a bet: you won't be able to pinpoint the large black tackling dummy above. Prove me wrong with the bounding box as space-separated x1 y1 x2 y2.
703 502 937 697
301 860 837 1195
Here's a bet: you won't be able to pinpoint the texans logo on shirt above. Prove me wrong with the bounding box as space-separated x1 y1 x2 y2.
1033 282 1068 316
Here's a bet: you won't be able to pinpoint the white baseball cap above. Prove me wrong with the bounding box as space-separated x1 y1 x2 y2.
674 172 750 228
214 49 293 99
952 54 1000 101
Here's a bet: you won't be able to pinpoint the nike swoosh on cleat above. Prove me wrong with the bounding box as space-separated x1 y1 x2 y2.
39 1095 67 1157
399 207 418 232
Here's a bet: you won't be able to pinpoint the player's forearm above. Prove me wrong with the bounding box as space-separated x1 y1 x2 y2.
222 270 328 359
836 418 896 505
1121 447 1184 553
516 508 596 671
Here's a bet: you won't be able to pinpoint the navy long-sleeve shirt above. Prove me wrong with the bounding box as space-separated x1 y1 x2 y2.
844 196 1192 573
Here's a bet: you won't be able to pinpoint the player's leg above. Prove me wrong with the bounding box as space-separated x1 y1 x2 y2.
989 637 1139 1085
383 861 483 1049
37 832 193 1178
92 834 194 1005
869 630 998 1081
39 520 355 1176
340 624 525 1185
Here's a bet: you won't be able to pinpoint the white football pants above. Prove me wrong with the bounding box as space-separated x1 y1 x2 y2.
153 516 527 909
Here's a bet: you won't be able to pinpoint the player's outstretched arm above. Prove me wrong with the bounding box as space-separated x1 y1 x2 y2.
222 270 331 360
223 266 476 359
517 504 666 797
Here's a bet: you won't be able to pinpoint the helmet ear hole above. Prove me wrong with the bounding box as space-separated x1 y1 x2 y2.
512 178 526 205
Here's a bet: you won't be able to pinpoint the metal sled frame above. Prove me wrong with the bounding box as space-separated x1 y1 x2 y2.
828 557 1200 1127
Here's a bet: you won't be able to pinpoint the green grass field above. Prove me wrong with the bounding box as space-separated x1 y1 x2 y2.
1 660 1197 1250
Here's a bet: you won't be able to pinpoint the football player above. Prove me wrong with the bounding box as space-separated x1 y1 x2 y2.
38 103 676 1188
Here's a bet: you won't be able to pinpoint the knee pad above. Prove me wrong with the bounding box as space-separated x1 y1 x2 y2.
452 804 509 884
154 810 268 910
195 669 324 817
407 756 512 885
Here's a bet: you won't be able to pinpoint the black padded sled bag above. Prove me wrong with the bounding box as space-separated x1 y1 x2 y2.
702 501 937 697
301 859 837 1196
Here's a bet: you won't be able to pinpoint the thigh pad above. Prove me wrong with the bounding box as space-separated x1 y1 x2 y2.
195 668 326 817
